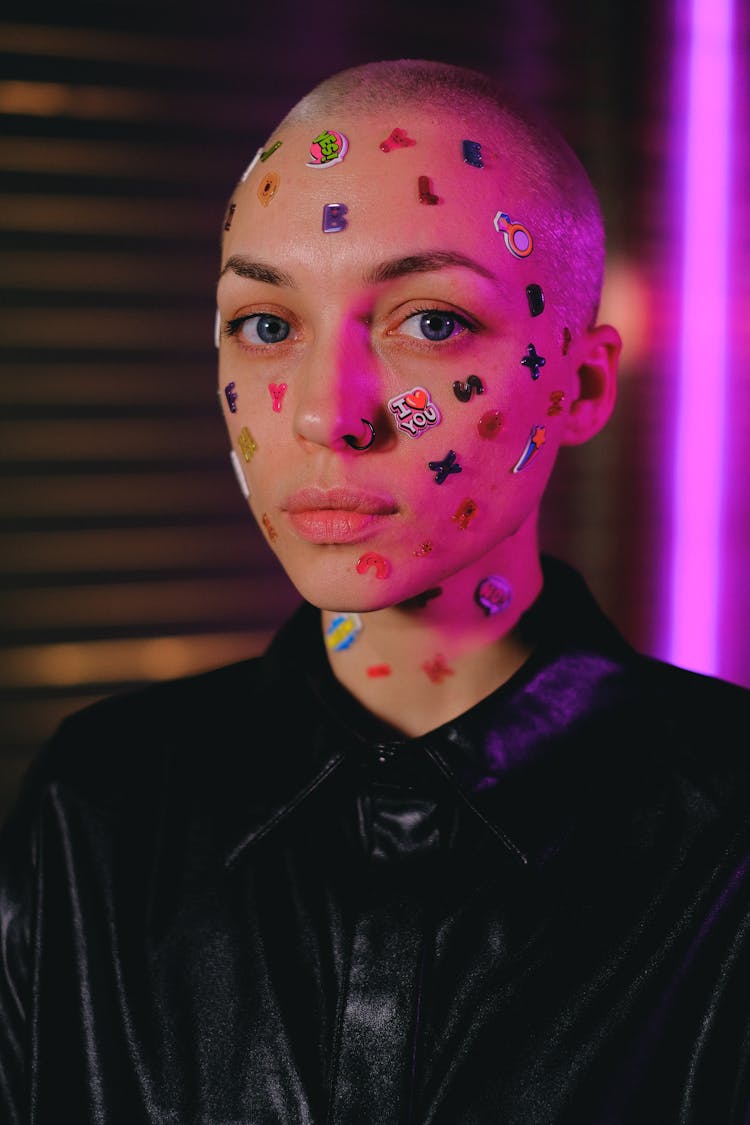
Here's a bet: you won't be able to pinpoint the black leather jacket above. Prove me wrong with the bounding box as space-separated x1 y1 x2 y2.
2 557 750 1124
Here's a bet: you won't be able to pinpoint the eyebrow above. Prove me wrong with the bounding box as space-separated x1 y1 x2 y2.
219 256 297 287
364 251 497 285
218 249 498 288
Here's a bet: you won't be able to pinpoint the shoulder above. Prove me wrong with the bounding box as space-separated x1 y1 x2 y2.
629 654 750 810
11 655 268 822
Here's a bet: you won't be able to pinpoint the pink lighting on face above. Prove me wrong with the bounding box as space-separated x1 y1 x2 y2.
667 0 734 675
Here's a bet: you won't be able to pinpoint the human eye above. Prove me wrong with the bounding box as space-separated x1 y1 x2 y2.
224 312 292 346
396 307 478 343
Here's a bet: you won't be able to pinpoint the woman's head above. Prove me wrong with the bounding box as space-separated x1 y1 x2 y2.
216 59 620 612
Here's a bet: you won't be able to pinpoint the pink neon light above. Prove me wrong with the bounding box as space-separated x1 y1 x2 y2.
668 0 733 674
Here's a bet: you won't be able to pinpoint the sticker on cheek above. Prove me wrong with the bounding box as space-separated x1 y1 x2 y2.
379 128 416 152
526 284 545 316
367 664 392 677
562 327 572 355
355 552 391 579
240 148 264 181
229 449 249 500
238 426 258 462
452 498 478 529
428 449 462 484
547 391 565 416
475 574 512 615
493 210 533 258
325 612 363 652
477 409 504 439
462 140 483 168
258 171 280 206
224 382 238 413
387 386 441 437
414 541 433 557
418 175 440 205
307 130 348 167
223 202 236 231
520 343 546 379
421 654 454 683
322 202 348 233
261 512 278 541
452 375 484 402
511 425 546 472
268 382 287 412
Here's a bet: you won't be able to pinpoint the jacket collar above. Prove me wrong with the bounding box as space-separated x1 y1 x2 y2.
216 557 652 873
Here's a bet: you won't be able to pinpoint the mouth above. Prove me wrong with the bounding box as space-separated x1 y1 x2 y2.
281 486 398 544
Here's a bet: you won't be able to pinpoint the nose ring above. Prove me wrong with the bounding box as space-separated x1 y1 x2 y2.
342 419 375 451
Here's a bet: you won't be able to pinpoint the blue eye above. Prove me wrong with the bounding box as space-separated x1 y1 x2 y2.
400 309 473 342
226 313 291 344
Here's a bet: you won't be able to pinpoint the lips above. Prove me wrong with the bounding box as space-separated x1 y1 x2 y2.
282 487 398 544
283 487 397 516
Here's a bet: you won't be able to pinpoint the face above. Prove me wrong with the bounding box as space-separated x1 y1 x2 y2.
216 109 593 612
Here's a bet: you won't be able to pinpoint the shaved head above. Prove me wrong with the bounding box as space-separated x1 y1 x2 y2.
264 58 606 334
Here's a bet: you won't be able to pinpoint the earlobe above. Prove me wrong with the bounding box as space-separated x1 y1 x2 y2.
562 323 622 446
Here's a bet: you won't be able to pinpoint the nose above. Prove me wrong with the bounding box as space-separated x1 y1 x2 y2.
292 325 384 453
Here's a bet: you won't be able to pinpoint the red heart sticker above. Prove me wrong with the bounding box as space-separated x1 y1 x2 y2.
405 388 428 410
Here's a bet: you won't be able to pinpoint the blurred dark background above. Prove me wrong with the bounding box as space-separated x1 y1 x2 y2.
1 1 748 822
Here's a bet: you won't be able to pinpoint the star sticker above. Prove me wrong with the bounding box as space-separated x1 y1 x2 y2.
520 343 546 379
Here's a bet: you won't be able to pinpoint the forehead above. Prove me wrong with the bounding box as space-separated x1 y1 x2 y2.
223 109 544 273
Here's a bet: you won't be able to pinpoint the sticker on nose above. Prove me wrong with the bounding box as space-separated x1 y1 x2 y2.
387 386 442 437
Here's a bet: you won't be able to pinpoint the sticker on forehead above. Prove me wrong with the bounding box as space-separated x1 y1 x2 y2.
240 148 263 181
223 202 236 231
258 171 280 207
526 284 545 316
229 449 249 500
388 386 442 437
512 425 546 472
322 202 348 233
307 130 348 168
379 127 416 152
260 140 282 163
493 210 533 258
325 613 363 652
520 343 546 380
462 140 483 168
475 575 512 616
418 175 440 205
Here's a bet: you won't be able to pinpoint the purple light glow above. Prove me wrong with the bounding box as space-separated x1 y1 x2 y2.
668 0 734 674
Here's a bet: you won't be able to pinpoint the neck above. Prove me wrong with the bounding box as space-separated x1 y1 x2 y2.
321 532 545 738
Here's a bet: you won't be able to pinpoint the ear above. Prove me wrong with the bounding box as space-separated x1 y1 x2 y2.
561 323 622 447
